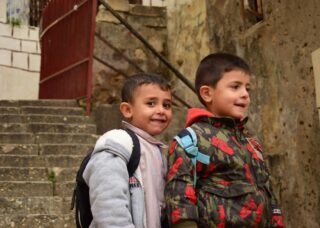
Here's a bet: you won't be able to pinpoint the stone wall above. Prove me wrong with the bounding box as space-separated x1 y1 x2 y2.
92 1 169 105
166 0 320 227
166 0 210 107
0 22 41 100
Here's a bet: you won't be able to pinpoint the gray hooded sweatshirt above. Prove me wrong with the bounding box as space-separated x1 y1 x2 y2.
83 129 144 228
83 124 166 228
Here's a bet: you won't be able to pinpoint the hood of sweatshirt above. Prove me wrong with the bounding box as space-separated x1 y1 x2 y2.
92 129 134 164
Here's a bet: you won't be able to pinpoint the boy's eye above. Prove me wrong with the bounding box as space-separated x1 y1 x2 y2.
147 101 156 107
163 102 172 109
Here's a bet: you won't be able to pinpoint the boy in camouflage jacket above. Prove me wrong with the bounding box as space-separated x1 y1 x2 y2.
165 53 284 228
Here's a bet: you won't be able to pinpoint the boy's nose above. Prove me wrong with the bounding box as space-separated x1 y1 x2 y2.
157 105 165 114
242 88 250 98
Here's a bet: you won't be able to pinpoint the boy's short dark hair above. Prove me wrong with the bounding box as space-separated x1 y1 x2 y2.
121 73 171 103
195 52 251 105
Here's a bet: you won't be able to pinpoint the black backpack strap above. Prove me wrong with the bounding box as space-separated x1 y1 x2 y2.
124 128 141 177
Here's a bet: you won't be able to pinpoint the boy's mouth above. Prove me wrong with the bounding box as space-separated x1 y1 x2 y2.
235 103 247 108
151 118 167 123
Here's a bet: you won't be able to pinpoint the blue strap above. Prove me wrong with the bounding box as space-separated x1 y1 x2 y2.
174 127 210 187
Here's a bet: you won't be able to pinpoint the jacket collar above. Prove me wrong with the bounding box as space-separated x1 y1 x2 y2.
185 108 248 129
121 121 166 148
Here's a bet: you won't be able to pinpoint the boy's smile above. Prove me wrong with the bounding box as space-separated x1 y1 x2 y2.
203 70 251 120
121 84 173 136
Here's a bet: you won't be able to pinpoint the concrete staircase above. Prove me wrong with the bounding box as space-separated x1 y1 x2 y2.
0 100 98 227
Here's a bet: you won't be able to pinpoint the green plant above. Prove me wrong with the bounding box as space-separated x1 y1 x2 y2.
8 18 22 27
48 170 57 183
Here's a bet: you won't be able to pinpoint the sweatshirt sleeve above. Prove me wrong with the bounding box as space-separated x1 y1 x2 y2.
165 139 199 225
83 151 135 228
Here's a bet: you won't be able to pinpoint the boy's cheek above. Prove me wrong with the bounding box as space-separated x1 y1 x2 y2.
167 111 173 123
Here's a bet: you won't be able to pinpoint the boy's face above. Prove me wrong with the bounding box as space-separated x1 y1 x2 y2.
120 84 173 136
201 70 251 120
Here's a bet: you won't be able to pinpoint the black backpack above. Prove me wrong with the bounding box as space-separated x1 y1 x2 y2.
70 128 141 228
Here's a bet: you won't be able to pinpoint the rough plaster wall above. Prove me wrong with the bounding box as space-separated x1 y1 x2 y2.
196 0 320 227
166 0 210 107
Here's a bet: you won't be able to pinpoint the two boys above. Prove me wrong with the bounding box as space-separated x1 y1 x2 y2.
85 53 283 228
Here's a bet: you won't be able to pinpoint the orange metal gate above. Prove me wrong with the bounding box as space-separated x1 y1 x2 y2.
39 0 97 114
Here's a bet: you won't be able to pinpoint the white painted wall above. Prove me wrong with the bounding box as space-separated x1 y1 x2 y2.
0 22 41 100
0 66 39 99
0 0 6 23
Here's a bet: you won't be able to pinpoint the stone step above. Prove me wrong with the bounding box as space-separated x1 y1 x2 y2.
0 133 97 145
55 181 75 197
0 213 75 228
0 133 35 144
0 144 39 155
0 181 54 197
0 114 94 124
0 99 79 107
0 167 78 181
0 123 29 132
35 133 98 144
0 155 83 167
0 123 96 134
0 100 20 107
0 181 75 197
25 114 94 124
0 144 94 155
21 106 85 116
39 144 93 155
0 114 23 123
28 123 97 134
0 107 20 114
19 99 79 107
0 196 72 216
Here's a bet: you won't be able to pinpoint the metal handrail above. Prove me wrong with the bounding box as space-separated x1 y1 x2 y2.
93 44 191 108
98 0 196 94
94 55 131 78
95 32 144 73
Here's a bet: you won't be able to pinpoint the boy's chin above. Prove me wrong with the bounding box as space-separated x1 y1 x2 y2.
147 129 165 136
231 113 246 120
146 126 169 136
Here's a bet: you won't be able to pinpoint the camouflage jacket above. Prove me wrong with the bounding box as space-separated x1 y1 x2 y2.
165 108 283 228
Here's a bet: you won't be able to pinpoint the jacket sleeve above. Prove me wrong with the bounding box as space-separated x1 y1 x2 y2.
165 139 199 226
250 138 284 227
83 151 135 228
264 167 284 227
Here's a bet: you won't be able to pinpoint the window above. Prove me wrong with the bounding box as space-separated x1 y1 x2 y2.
6 0 47 27
240 0 263 25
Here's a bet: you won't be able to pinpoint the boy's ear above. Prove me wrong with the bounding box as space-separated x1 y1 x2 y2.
119 102 133 119
199 85 214 103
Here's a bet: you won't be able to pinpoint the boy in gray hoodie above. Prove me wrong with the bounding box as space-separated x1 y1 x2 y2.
83 73 173 228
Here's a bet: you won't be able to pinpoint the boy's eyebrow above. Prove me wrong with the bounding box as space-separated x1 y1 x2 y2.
144 97 172 103
229 80 251 85
144 97 158 100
